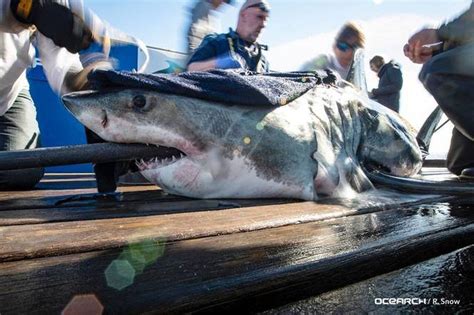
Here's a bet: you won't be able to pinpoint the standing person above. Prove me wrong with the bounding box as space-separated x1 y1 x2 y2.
300 22 366 81
368 55 403 113
404 1 474 179
0 0 110 189
187 0 270 72
186 0 234 54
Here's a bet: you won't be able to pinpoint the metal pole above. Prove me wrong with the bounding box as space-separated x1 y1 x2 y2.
0 143 181 170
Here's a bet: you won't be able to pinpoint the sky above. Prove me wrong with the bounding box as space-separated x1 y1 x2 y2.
84 0 472 158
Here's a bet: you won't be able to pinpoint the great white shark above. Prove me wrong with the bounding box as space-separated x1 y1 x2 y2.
62 81 422 200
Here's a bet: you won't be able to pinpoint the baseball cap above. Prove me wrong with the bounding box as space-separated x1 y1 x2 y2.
239 0 270 13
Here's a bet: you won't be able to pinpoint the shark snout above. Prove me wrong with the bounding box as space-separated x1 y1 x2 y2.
62 90 113 135
61 94 79 115
62 90 99 116
61 91 92 115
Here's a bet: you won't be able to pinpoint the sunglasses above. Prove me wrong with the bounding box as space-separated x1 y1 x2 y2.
336 41 358 52
246 2 270 13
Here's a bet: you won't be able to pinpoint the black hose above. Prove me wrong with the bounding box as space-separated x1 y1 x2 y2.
367 170 474 195
0 143 182 170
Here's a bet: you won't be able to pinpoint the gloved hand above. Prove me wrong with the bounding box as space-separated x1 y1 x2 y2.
10 0 94 53
215 53 244 69
63 53 115 92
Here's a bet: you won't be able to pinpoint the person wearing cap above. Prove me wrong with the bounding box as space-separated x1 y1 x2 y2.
187 0 270 73
0 0 110 189
404 2 474 180
300 22 366 81
186 0 234 54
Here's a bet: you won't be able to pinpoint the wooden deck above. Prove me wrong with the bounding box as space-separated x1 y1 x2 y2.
0 169 473 314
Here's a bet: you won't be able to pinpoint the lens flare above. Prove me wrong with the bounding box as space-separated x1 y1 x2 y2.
105 259 136 291
62 294 103 315
104 238 166 290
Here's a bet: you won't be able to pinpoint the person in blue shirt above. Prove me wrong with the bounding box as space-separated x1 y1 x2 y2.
187 0 270 73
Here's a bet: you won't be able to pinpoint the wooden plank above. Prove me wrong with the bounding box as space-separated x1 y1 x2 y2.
0 173 97 201
0 185 157 205
0 198 295 226
0 185 450 226
0 195 456 262
0 201 352 262
0 175 292 214
0 169 459 211
0 186 177 211
266 245 474 314
0 202 472 314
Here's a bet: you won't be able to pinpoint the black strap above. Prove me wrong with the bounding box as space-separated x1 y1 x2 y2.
225 30 267 71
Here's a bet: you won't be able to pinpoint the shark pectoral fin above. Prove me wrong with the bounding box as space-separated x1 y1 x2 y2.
346 166 374 192
340 156 374 193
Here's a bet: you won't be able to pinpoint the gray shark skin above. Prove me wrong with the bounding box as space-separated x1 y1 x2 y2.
62 84 422 200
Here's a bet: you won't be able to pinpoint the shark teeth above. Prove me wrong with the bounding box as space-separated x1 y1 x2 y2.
136 152 186 171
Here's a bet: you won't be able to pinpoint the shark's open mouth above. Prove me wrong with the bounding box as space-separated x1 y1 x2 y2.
94 108 190 171
136 145 186 171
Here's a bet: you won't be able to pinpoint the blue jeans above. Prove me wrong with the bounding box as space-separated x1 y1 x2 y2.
0 89 44 189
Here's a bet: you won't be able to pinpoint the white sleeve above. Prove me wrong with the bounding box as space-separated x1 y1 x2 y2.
35 32 83 95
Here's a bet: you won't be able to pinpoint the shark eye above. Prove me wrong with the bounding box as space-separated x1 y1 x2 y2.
132 95 147 109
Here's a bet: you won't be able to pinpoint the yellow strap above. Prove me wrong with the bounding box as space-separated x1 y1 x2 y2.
16 0 33 20
227 37 236 56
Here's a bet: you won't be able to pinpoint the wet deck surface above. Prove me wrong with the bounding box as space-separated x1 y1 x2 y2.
0 169 473 314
